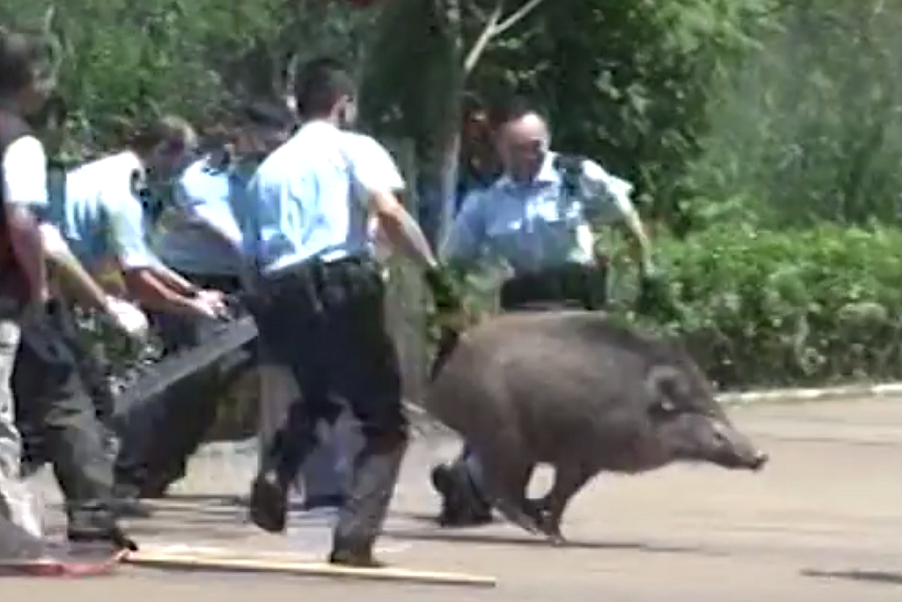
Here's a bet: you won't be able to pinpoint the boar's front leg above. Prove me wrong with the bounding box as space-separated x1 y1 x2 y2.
532 463 596 545
471 441 540 535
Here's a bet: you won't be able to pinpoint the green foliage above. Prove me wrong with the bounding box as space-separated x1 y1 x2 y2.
687 0 902 227
638 223 902 390
1 0 372 156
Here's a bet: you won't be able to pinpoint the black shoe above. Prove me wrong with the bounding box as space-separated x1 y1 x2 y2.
249 472 288 533
68 522 138 552
431 464 494 528
138 468 184 499
437 502 494 527
430 464 457 498
302 494 345 511
107 493 154 519
329 545 386 569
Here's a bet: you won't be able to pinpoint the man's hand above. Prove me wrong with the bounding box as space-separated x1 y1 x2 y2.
103 296 149 340
197 289 227 309
424 266 471 331
192 289 230 319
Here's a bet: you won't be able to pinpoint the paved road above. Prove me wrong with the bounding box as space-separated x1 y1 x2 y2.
7 398 902 602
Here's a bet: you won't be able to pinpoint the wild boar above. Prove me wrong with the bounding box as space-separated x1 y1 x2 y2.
425 310 768 543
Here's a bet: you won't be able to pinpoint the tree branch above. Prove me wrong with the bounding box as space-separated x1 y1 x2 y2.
462 0 547 74
494 0 546 37
463 1 503 74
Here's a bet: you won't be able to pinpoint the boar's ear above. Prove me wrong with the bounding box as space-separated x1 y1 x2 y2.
645 365 686 415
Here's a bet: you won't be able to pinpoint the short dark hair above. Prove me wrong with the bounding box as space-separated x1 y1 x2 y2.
26 92 66 130
242 100 295 130
0 27 42 96
127 114 196 154
462 92 487 117
292 57 355 118
488 95 543 130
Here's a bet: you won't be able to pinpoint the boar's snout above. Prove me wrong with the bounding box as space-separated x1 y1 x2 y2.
748 449 768 471
656 412 768 472
708 419 768 471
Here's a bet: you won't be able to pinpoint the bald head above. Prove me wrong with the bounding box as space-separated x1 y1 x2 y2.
501 111 548 142
495 109 551 182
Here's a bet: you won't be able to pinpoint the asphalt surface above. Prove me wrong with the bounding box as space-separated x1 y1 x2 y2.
5 397 902 602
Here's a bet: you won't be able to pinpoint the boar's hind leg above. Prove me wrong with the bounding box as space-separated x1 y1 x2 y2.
474 446 541 536
533 464 595 546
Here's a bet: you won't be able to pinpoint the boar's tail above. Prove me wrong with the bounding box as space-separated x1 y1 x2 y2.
430 326 462 380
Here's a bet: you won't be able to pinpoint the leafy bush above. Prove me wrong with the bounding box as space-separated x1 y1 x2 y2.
688 0 902 227
639 222 902 390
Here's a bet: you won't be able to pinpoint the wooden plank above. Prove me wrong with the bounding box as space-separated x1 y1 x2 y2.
125 547 496 588
132 499 240 512
137 541 411 561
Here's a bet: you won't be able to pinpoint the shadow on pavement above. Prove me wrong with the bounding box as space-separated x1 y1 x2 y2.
387 528 723 556
802 569 902 586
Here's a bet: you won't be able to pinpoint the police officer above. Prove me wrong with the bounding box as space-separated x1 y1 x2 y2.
46 116 232 503
120 105 294 498
431 97 657 527
259 130 405 513
244 57 458 567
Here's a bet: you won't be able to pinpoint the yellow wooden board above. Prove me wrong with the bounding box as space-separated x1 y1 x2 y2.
125 545 496 588
132 499 240 513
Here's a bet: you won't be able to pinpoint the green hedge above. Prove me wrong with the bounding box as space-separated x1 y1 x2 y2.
637 223 902 390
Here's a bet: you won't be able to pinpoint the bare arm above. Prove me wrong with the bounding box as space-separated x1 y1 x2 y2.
40 223 109 312
368 189 438 270
344 135 437 269
581 158 655 275
151 261 200 296
106 195 206 316
620 210 655 275
121 267 203 316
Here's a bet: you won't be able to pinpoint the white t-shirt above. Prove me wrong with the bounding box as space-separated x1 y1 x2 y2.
3 136 48 208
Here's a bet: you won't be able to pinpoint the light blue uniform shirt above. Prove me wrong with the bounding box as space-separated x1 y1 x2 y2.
441 152 635 274
52 151 159 271
155 156 249 276
244 121 400 275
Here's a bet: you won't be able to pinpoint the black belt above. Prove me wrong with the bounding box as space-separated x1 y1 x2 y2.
500 263 608 311
253 254 379 314
266 253 369 281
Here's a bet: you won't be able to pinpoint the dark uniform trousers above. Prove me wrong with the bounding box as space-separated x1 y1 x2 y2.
12 301 121 535
114 273 245 497
250 255 407 553
432 261 608 526
18 299 118 471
